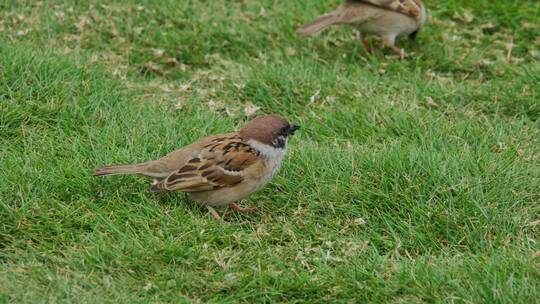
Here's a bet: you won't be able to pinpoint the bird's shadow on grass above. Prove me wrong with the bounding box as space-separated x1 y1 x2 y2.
90 176 262 224
153 192 262 224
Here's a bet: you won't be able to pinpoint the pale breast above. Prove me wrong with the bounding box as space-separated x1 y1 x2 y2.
246 139 287 185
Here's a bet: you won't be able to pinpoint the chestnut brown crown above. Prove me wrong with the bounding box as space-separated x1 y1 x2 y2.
239 115 300 148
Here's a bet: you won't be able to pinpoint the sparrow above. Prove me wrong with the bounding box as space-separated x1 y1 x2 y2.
297 0 427 58
93 115 300 220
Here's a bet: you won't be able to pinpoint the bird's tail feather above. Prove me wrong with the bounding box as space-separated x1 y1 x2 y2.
92 164 146 177
297 14 339 36
148 181 167 193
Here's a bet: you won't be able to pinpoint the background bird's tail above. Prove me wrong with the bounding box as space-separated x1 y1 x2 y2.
297 14 339 36
92 163 146 177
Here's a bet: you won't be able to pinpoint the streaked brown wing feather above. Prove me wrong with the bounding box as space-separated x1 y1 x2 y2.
348 0 421 19
150 135 260 193
335 3 380 24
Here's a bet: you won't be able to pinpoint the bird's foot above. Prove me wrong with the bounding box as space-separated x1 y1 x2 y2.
362 37 372 54
390 46 407 59
228 202 258 213
207 206 222 220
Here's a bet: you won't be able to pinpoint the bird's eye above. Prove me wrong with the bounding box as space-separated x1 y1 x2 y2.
272 135 286 148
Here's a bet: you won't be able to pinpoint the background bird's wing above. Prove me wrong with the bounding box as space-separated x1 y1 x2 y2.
332 2 382 25
149 135 261 192
348 0 421 19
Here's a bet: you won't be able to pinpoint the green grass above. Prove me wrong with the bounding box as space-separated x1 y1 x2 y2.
1 0 539 302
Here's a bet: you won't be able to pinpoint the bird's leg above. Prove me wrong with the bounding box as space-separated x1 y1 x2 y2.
390 46 406 59
363 37 373 53
207 206 222 220
382 35 406 59
228 202 258 213
356 31 361 41
357 32 372 53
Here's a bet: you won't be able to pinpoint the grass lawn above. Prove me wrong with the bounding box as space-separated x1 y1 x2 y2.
1 0 539 302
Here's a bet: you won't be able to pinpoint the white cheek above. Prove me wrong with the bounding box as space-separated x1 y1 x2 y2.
247 139 287 179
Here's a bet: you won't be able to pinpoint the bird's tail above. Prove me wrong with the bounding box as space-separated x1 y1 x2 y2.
148 181 167 193
92 163 146 177
297 13 340 36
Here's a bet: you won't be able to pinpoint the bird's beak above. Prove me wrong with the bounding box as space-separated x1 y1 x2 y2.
288 124 300 135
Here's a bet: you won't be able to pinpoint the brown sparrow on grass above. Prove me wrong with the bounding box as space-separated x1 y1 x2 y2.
93 116 300 220
297 0 427 58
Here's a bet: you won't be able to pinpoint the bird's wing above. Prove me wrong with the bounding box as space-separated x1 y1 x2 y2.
348 0 421 20
149 135 262 192
332 2 384 25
